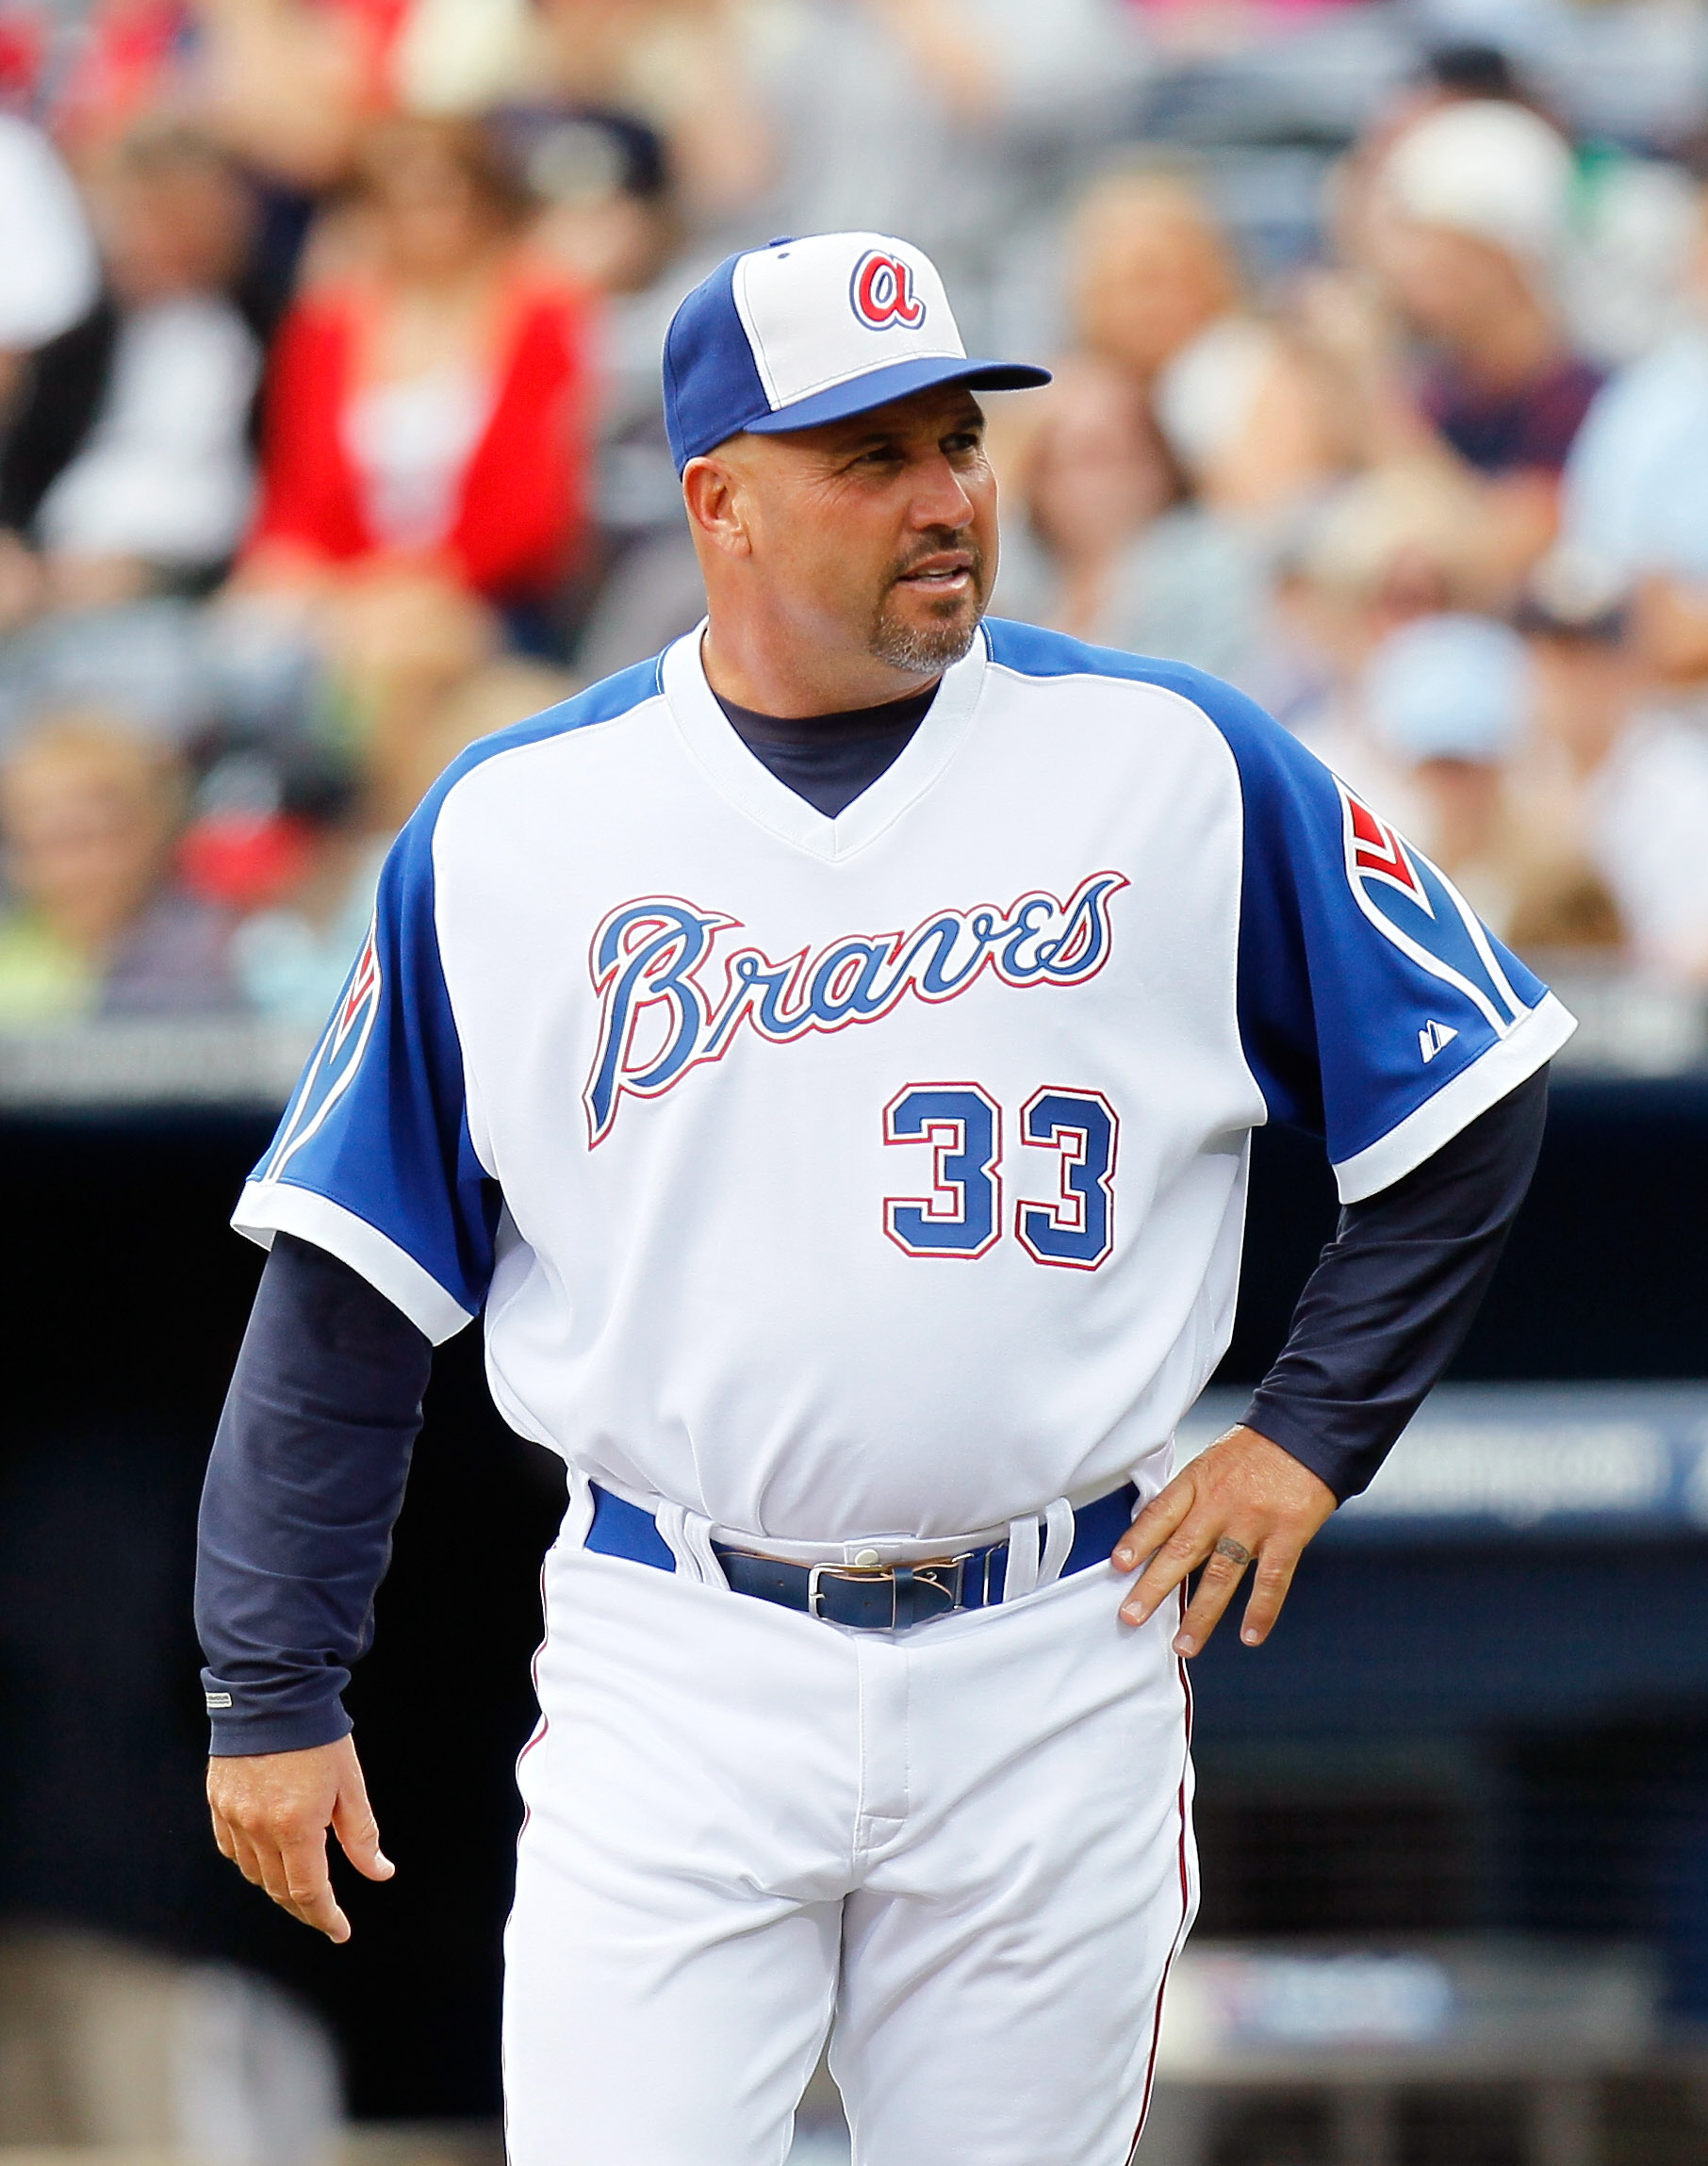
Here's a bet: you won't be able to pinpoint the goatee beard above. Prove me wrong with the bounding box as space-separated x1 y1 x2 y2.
867 542 986 676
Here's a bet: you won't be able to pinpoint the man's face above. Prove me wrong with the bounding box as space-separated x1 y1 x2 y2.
707 386 998 679
1372 219 1527 348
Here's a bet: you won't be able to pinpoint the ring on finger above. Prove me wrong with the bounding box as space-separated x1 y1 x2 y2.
1213 1535 1252 1567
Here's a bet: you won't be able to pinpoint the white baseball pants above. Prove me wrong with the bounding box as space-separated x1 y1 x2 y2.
502 1518 1196 2166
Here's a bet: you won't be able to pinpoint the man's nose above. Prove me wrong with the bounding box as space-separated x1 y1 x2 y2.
907 451 977 530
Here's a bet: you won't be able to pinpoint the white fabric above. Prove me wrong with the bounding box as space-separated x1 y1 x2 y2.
236 1185 472 1345
343 366 490 550
503 1534 1195 2166
36 299 259 564
1039 1492 1076 1586
427 631 1257 1541
0 116 98 349
731 231 964 410
999 1511 1042 1600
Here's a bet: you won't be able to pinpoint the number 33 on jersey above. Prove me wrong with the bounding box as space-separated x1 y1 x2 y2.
883 1084 1117 1269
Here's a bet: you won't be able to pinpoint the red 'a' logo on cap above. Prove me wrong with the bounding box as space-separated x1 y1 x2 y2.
850 250 926 330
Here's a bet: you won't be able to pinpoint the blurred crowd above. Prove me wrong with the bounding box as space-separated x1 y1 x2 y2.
5 0 1708 1032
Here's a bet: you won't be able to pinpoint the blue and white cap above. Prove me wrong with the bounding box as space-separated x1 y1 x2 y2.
663 231 1051 472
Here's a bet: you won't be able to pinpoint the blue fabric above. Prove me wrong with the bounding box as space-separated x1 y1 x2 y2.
663 249 773 471
584 1483 677 1572
1242 1063 1549 1501
249 659 664 1326
739 354 1050 445
198 1234 431 1756
713 681 934 817
981 619 1552 1172
586 1481 1139 1624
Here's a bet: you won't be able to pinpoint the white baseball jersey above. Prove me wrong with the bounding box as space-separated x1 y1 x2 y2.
234 621 1574 1545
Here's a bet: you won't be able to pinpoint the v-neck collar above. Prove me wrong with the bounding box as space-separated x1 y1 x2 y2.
661 621 987 862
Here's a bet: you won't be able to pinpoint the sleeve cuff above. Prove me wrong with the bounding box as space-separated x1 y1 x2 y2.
232 1180 474 1345
1240 1392 1374 1504
206 1697 354 1759
1330 992 1576 1204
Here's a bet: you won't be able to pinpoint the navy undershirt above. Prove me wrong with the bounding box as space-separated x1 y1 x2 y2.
711 680 937 817
195 697 1552 1755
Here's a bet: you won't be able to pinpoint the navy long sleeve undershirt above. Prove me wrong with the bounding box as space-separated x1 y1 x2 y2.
196 697 1552 1753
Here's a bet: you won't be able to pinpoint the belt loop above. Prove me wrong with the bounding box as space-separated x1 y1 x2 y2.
1000 1513 1041 1602
656 1501 730 1589
1037 1497 1075 1589
559 1466 596 1556
682 1509 729 1590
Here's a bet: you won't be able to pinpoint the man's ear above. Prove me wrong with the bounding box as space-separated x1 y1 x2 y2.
682 453 754 559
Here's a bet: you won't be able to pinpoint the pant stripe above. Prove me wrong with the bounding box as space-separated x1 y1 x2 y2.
1125 1601 1196 2164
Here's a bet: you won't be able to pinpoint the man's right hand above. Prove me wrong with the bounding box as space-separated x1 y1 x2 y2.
207 1733 394 1943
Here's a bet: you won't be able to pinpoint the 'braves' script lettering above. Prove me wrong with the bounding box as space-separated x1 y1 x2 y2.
583 872 1127 1143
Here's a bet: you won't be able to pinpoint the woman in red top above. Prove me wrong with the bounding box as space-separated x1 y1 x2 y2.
243 115 596 611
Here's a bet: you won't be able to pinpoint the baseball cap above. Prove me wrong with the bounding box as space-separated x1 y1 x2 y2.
663 231 1051 473
1378 100 1574 268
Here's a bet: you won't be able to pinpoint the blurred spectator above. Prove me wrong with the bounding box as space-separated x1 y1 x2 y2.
191 648 570 1026
55 0 391 191
1070 171 1338 522
1558 181 1708 687
240 116 596 628
992 353 1270 687
0 714 238 1023
1320 97 1601 589
754 0 1144 346
0 115 99 419
498 105 676 300
530 0 770 234
1267 461 1482 781
320 567 500 816
1363 609 1618 950
1522 562 1708 986
370 648 571 824
1370 100 1597 477
178 745 372 1024
0 124 266 626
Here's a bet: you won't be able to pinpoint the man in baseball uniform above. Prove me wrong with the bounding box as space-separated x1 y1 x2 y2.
198 233 1572 2164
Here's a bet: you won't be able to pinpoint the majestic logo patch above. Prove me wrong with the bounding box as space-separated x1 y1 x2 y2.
265 919 383 1179
584 873 1126 1144
1337 780 1528 1039
1419 1020 1458 1063
850 249 926 331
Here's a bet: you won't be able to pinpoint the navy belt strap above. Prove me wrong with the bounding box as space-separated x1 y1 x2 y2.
584 1482 1139 1632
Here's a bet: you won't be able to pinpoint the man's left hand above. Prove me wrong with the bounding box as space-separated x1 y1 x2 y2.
1112 1427 1337 1655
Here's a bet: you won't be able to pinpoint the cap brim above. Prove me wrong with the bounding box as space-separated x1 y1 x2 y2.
744 354 1051 436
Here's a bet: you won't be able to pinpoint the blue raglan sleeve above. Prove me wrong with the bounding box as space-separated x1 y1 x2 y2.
1202 675 1576 1198
233 799 498 1341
